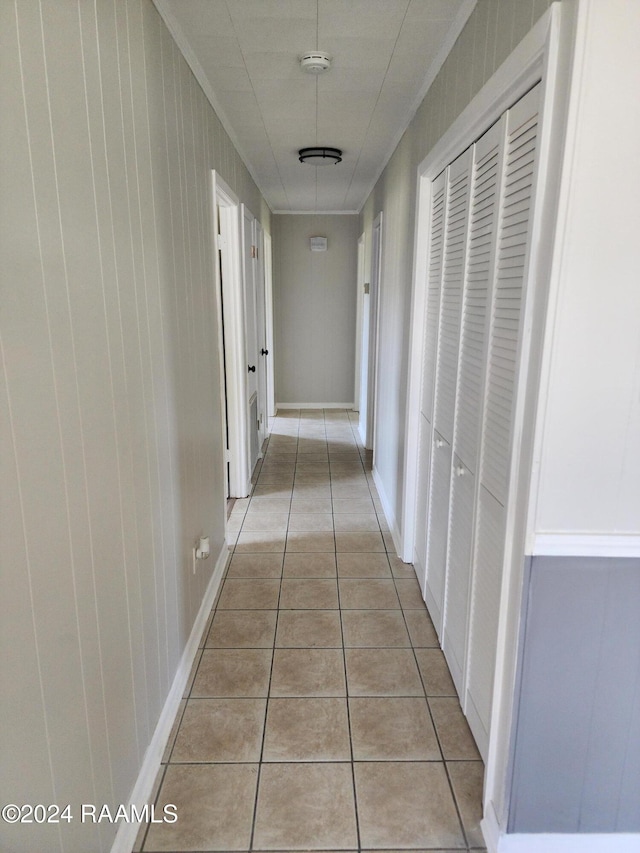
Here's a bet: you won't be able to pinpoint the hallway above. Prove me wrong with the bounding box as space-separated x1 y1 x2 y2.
136 409 485 852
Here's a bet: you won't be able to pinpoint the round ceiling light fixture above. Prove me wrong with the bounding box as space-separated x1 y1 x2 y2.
299 51 332 73
298 147 343 165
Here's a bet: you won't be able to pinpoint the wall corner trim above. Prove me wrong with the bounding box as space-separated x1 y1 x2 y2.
109 543 230 853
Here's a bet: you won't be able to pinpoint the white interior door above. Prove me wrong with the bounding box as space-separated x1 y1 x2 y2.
354 233 365 413
359 213 382 449
242 206 259 475
254 220 268 447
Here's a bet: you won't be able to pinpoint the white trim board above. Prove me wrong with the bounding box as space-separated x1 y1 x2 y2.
276 402 355 410
110 543 230 853
532 533 640 558
272 210 360 215
372 465 403 559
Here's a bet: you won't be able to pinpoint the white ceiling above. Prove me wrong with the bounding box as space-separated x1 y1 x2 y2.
155 0 474 212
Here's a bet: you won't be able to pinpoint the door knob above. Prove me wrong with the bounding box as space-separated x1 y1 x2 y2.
435 438 445 448
261 348 269 356
455 465 465 476
248 365 256 373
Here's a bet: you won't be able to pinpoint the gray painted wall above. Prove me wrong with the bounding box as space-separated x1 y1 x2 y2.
1 2 266 850
272 214 359 406
509 556 640 832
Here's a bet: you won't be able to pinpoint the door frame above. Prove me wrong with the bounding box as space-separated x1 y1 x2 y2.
354 232 366 416
263 231 276 420
400 5 569 842
212 172 251 497
359 213 382 450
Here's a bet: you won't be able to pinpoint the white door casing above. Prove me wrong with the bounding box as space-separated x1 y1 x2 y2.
212 172 251 498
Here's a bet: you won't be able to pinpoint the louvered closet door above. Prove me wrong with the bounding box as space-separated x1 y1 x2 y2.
442 120 505 693
424 150 471 633
414 172 446 592
465 83 542 759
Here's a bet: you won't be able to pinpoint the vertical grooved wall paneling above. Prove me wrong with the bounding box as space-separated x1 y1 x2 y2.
0 2 267 850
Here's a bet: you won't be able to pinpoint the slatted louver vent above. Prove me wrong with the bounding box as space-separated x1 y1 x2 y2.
420 172 446 421
453 131 501 473
434 151 471 443
481 98 539 505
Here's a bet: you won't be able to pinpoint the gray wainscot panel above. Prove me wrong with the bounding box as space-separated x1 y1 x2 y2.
509 555 640 833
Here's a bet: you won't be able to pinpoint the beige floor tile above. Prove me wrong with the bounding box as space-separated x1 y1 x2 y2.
415 649 457 696
253 763 357 850
332 497 375 513
251 484 293 499
345 648 423 696
257 472 294 485
295 472 331 484
292 485 332 500
283 552 337 577
280 578 339 609
171 698 266 762
342 610 410 647
429 698 482 760
403 609 440 647
335 531 385 552
226 553 283 578
234 531 287 552
240 512 289 533
143 763 258 851
447 761 485 847
270 648 346 697
331 484 372 499
263 697 350 761
287 512 334 532
333 513 380 532
388 553 418 578
383 531 396 552
286 531 335 552
354 762 465 849
216 578 280 610
247 496 291 513
192 649 272 697
395 576 427 608
206 610 277 648
290 497 333 513
339 578 401 609
276 610 343 647
296 462 330 473
337 552 392 577
349 697 440 760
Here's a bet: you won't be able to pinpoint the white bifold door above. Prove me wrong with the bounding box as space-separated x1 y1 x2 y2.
415 83 542 759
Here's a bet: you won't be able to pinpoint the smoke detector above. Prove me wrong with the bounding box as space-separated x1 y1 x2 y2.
299 51 332 74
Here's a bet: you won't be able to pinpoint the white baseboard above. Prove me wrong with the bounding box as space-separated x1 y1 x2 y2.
110 542 230 853
499 834 640 852
372 465 402 556
276 402 354 410
482 805 640 853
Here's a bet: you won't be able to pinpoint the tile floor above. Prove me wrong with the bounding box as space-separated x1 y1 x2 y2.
136 409 485 852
